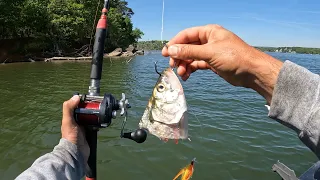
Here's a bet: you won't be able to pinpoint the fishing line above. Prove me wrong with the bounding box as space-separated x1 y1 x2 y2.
187 104 205 136
82 0 101 91
161 0 164 43
89 0 101 51
160 0 177 72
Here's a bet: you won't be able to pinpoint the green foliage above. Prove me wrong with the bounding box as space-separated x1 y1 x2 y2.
105 0 144 52
131 28 144 45
47 0 86 39
255 46 320 55
0 0 144 55
137 40 168 50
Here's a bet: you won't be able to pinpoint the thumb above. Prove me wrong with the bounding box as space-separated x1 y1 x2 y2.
62 95 80 125
167 44 212 61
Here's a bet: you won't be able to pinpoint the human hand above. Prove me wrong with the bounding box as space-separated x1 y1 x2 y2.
61 95 89 164
162 24 283 103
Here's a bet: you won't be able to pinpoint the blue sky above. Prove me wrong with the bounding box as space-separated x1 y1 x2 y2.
127 0 320 48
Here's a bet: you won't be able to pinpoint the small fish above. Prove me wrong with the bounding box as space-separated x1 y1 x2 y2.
173 158 196 180
139 63 188 143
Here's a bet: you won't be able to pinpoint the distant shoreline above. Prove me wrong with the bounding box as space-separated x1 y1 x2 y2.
254 46 320 55
2 43 319 65
0 43 144 64
137 40 320 55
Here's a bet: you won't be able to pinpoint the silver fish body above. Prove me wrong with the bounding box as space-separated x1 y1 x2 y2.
139 67 188 140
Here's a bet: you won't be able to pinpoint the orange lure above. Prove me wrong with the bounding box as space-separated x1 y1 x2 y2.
173 158 196 180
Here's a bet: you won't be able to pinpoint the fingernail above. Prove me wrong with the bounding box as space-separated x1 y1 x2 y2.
71 95 79 101
168 45 179 56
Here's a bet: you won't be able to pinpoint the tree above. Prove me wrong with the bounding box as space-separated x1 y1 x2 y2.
105 1 144 52
0 0 144 58
137 40 168 50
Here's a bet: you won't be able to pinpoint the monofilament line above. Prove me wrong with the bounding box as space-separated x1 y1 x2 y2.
161 0 164 43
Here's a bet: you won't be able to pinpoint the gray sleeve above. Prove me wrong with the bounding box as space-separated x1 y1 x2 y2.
268 60 320 158
15 138 86 180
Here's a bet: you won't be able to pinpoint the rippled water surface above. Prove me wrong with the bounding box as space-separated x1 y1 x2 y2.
1 52 320 179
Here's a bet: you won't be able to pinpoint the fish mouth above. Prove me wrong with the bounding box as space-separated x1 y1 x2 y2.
191 158 197 165
163 67 174 75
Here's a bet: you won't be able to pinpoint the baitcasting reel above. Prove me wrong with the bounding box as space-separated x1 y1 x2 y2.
73 92 147 143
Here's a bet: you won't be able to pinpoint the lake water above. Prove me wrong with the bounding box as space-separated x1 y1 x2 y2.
1 51 320 180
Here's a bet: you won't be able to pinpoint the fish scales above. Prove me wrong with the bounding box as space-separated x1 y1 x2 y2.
139 67 188 141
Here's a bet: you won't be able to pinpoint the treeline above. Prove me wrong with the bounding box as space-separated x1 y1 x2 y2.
137 40 169 50
136 41 320 55
0 0 143 59
255 46 320 55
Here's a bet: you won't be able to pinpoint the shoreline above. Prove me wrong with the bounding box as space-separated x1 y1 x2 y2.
2 50 319 65
1 45 145 64
0 55 137 65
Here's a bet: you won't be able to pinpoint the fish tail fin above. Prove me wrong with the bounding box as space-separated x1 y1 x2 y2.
173 169 184 180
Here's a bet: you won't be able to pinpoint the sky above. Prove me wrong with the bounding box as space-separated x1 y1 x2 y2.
126 0 320 48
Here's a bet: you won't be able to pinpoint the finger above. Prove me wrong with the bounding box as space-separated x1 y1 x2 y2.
163 24 224 57
177 61 187 77
181 74 189 81
185 64 193 77
176 59 194 74
168 26 206 46
170 58 194 68
163 41 201 57
181 65 192 81
62 95 80 127
188 60 212 71
169 58 175 67
168 44 212 62
162 45 169 57
169 57 180 68
181 61 209 80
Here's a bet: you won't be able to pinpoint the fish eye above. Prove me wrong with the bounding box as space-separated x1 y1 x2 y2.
157 84 165 92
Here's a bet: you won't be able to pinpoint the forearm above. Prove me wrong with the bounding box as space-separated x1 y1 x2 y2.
15 138 86 180
249 51 283 104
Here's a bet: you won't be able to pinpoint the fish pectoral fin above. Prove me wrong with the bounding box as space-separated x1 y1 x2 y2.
173 168 185 180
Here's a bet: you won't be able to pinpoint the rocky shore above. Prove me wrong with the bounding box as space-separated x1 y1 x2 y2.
1 44 144 64
104 45 144 57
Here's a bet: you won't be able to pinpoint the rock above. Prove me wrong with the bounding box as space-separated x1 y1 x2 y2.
135 50 144 55
106 48 122 57
121 51 134 57
125 45 137 53
28 58 35 62
105 46 145 58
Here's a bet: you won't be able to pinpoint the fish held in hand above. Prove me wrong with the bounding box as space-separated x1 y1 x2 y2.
173 158 196 180
139 65 188 143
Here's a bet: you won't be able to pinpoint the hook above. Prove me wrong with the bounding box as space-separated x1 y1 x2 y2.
154 61 161 76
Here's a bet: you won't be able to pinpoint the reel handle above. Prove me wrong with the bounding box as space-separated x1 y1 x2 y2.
121 129 147 143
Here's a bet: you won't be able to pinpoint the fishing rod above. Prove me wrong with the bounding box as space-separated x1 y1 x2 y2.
73 0 147 179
